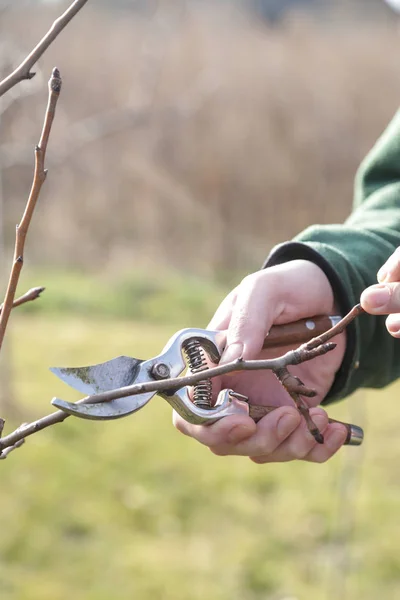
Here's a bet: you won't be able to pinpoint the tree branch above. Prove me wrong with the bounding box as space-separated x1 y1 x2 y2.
272 304 365 443
0 437 25 459
0 303 363 455
0 286 45 314
0 0 88 98
0 69 61 353
0 418 25 460
302 303 365 350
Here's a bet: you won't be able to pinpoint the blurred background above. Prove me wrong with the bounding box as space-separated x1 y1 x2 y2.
1 1 400 599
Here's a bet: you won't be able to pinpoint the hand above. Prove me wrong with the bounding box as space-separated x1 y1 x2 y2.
361 247 400 337
173 260 348 463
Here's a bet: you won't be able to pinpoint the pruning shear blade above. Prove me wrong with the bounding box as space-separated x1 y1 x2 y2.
50 356 143 395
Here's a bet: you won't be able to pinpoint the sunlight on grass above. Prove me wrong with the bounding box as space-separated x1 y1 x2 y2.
15 268 229 327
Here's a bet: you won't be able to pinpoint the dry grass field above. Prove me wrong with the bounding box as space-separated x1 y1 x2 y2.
1 4 400 276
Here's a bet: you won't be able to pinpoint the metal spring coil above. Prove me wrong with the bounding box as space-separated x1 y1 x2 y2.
183 339 213 409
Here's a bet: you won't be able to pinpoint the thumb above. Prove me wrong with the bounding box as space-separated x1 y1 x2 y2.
361 283 400 315
220 271 281 364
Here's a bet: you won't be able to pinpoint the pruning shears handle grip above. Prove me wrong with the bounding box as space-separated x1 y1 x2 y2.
263 315 341 350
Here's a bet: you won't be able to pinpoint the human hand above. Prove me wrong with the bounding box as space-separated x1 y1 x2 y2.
173 260 348 463
361 247 400 337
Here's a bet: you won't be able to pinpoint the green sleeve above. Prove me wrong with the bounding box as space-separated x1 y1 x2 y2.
265 109 400 402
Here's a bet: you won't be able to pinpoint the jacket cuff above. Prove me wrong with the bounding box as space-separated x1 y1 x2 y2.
263 241 356 403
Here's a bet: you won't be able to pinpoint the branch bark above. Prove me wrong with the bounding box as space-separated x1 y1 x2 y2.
0 69 61 353
0 304 363 455
0 0 88 98
0 286 45 314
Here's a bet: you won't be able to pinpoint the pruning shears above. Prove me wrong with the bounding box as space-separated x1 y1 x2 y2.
51 315 363 446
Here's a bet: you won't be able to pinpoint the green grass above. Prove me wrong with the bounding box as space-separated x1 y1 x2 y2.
14 267 229 327
0 312 400 600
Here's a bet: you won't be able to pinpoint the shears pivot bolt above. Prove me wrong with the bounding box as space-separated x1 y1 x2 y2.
151 362 171 380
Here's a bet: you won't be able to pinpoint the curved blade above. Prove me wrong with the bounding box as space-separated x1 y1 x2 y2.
50 356 143 395
52 391 154 420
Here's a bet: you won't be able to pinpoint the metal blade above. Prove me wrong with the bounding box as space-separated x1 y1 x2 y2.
52 390 154 420
50 355 143 395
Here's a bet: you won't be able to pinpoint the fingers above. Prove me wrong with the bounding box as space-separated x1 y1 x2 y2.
377 246 400 283
302 423 348 463
210 407 301 456
251 417 347 464
173 406 347 463
385 313 400 337
361 248 400 338
219 272 281 364
249 408 324 463
173 410 257 448
361 283 400 316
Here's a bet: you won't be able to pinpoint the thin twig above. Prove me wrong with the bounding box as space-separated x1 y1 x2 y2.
272 304 365 443
304 304 365 351
0 0 88 98
0 305 362 455
274 366 325 443
0 417 21 459
0 69 61 353
0 411 70 452
0 286 45 314
0 438 25 459
0 420 26 460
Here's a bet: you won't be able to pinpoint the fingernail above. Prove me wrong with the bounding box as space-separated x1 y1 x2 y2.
220 342 243 365
377 266 388 283
386 317 400 335
227 424 253 444
327 426 347 450
277 413 299 438
364 285 391 309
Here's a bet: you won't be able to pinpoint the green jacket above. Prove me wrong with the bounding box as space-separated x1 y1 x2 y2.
264 109 400 404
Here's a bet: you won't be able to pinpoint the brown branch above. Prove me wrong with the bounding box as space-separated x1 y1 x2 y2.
0 69 61 353
304 304 365 350
271 304 365 443
274 366 324 443
0 286 45 314
0 411 70 452
0 0 88 98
